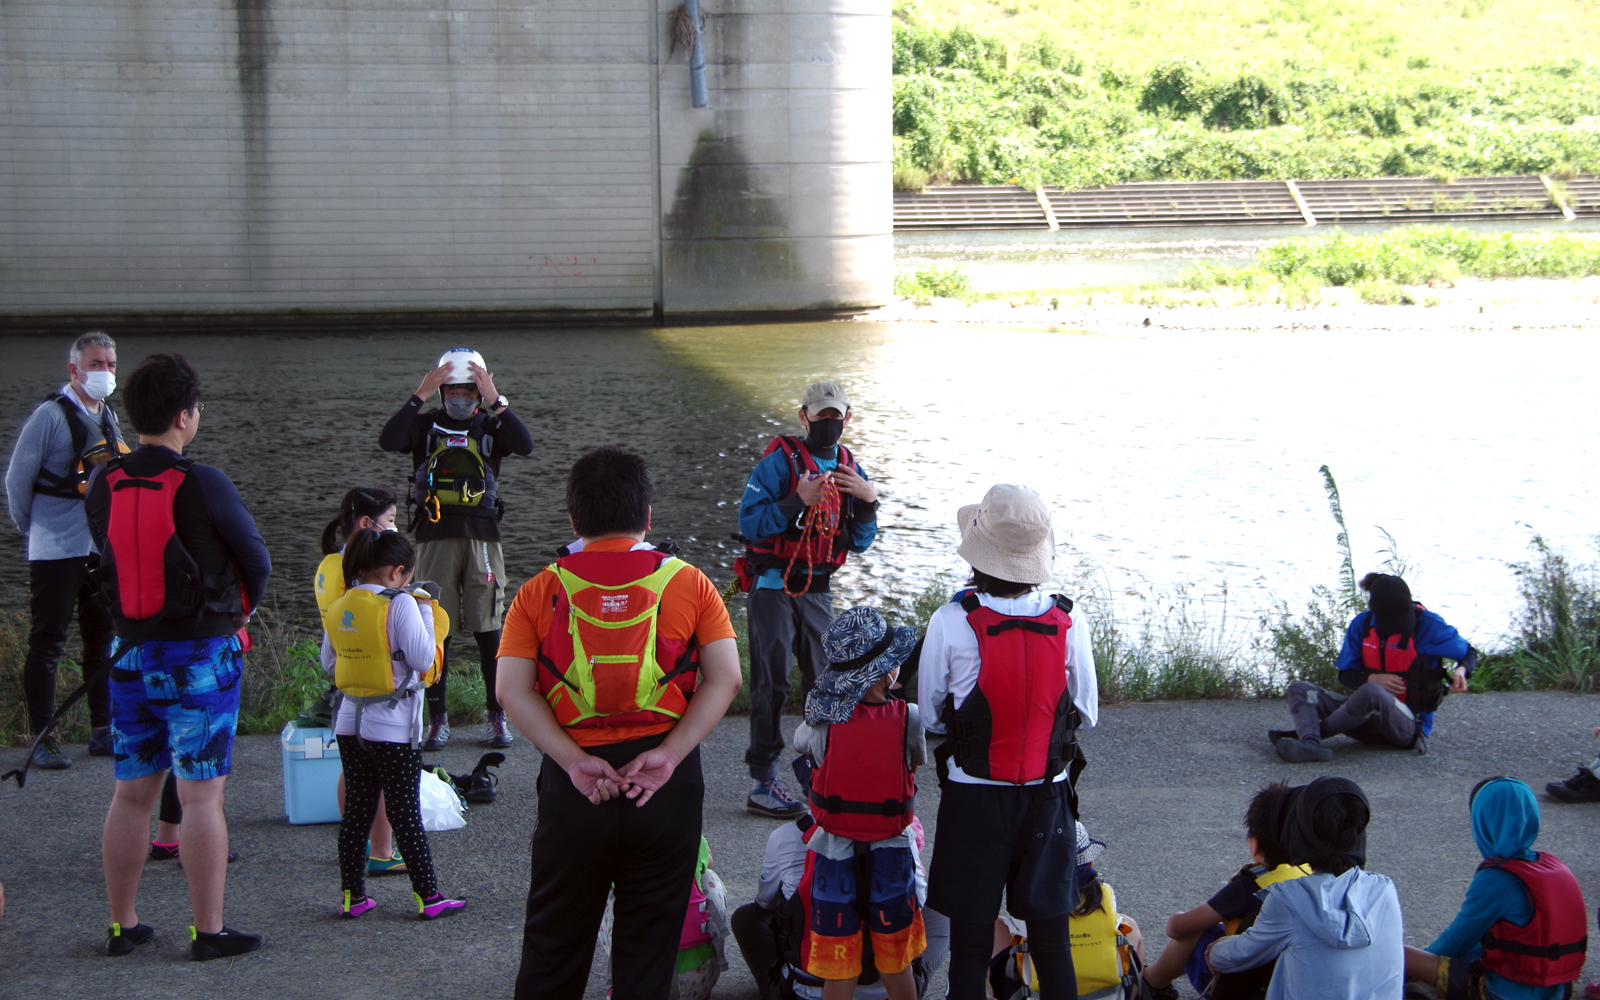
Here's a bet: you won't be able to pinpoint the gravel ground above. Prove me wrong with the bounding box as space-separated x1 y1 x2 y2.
871 276 1600 333
4 692 1600 998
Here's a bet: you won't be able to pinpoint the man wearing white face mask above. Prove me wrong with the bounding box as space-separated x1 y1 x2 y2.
4 331 129 769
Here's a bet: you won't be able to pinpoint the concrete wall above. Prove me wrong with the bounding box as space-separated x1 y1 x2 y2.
0 0 890 326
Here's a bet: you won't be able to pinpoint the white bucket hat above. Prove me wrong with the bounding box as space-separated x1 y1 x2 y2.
956 484 1056 585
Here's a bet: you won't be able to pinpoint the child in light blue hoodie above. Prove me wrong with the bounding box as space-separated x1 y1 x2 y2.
1207 777 1404 1000
1403 777 1587 1000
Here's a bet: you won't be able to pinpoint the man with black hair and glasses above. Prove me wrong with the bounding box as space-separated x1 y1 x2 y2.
5 331 127 769
495 446 742 1000
84 353 270 961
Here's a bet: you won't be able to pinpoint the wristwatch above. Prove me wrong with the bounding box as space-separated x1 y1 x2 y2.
493 395 509 411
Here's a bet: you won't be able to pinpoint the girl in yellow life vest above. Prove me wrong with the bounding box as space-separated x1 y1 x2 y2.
997 823 1147 1000
320 529 463 922
313 487 408 875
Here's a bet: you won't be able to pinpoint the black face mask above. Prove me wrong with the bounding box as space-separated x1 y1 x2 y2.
804 418 844 453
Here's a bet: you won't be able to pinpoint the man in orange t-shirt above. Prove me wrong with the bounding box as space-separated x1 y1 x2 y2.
495 447 742 1000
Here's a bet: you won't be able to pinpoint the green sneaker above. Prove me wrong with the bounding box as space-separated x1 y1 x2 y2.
367 848 407 875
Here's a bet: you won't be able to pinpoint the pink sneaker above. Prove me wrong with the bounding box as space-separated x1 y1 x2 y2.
341 892 377 919
1583 983 1600 1000
414 891 466 920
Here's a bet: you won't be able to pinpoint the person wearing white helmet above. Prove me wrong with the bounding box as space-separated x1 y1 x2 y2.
379 348 534 750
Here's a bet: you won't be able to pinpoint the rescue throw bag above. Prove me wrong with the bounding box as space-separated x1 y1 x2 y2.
1360 602 1448 713
809 697 917 842
412 415 497 522
739 435 856 581
941 593 1079 785
1477 852 1588 987
535 548 701 732
34 393 130 500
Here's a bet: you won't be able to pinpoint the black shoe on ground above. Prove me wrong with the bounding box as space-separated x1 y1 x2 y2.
1547 767 1600 803
106 922 156 956
29 735 70 770
1267 729 1296 745
1145 982 1180 1000
1275 737 1334 763
190 926 262 961
88 727 115 757
463 752 503 804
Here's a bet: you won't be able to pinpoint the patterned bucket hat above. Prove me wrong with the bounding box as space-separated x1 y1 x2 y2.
803 607 919 725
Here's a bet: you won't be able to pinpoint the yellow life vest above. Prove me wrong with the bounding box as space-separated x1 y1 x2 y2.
314 552 346 629
1223 863 1313 935
329 587 448 699
1012 884 1137 1000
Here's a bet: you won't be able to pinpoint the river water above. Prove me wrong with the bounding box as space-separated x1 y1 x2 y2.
1 322 1594 645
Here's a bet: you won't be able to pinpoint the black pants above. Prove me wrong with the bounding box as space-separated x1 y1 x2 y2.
1287 681 1417 748
335 735 438 899
515 734 704 1000
731 902 784 1000
425 630 504 716
744 587 832 780
23 556 112 732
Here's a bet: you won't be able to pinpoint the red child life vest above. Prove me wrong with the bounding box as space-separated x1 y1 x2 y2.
1360 602 1447 712
940 594 1079 785
100 456 214 624
1477 852 1588 987
808 698 917 842
741 436 857 577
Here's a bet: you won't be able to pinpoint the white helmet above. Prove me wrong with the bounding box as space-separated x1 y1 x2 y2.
437 348 486 389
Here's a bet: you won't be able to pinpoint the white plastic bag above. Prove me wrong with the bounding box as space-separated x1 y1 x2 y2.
418 767 466 832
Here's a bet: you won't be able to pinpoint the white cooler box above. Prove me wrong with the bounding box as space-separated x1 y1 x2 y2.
281 721 342 825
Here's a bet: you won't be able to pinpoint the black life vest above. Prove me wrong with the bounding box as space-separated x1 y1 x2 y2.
1360 602 1446 713
33 392 129 500
95 454 245 640
1477 853 1588 987
411 413 498 521
940 593 1079 785
809 698 917 842
741 435 858 579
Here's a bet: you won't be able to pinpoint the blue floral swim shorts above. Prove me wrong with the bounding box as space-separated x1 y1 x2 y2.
109 634 243 781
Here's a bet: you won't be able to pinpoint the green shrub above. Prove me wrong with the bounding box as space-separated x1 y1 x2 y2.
894 265 976 301
1353 279 1416 304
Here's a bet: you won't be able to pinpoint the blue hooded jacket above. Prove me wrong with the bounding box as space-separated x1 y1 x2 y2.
1427 778 1563 1000
1335 608 1474 737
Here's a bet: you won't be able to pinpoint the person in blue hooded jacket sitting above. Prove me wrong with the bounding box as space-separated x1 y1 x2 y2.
1403 777 1588 1000
1272 573 1476 763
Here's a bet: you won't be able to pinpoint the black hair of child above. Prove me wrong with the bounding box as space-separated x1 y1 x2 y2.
966 567 1032 598
1072 872 1105 918
1307 793 1370 876
567 446 652 538
320 486 400 555
123 353 202 435
1245 781 1294 869
343 528 417 584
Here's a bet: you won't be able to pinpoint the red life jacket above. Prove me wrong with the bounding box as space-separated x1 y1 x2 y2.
1477 853 1588 987
741 436 857 578
533 547 700 734
1360 602 1446 712
940 594 1079 785
808 698 917 842
99 456 212 624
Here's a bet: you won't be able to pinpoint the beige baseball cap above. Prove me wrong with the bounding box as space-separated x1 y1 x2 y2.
801 381 851 416
956 484 1056 585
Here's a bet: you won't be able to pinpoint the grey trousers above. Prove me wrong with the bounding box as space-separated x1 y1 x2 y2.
1287 680 1418 749
744 587 833 780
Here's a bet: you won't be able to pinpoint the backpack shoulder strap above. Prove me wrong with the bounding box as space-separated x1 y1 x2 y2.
50 393 89 458
1052 593 1074 614
959 593 981 613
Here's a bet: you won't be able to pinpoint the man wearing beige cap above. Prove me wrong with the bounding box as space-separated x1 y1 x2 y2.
918 484 1097 1000
736 381 879 818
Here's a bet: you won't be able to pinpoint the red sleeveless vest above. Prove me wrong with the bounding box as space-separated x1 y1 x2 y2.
808 698 917 841
741 436 856 575
1478 852 1588 986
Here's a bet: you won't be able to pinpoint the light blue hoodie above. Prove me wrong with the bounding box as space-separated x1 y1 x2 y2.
1427 778 1564 1000
1209 866 1404 1000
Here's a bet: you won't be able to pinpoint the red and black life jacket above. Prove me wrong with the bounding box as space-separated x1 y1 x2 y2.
96 455 245 639
1361 601 1446 713
533 547 701 735
1477 852 1588 987
809 698 917 842
741 435 858 580
33 392 129 500
940 593 1079 785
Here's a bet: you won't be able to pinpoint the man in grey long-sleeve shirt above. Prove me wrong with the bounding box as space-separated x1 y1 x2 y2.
4 331 127 769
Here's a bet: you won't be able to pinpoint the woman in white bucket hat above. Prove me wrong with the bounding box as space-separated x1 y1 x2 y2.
918 484 1100 1000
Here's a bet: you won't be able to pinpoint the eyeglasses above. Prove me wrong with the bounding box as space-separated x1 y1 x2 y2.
192 401 206 413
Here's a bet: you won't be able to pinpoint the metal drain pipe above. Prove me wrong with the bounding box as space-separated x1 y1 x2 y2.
685 0 707 108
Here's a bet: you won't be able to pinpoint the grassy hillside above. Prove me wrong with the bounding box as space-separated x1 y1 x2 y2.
904 0 1600 73
892 7 1600 189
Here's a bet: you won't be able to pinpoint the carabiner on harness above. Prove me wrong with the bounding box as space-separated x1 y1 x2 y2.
423 495 442 523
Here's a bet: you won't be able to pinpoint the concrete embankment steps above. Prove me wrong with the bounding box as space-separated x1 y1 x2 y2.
893 174 1600 231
